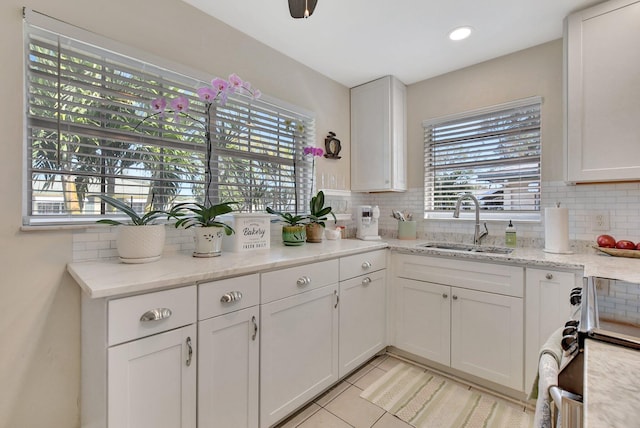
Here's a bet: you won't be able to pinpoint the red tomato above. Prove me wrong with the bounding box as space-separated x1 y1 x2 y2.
616 240 636 250
636 242 640 251
596 234 616 248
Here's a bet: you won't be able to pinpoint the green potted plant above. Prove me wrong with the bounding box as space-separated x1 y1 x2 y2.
95 195 167 264
168 201 237 257
265 207 308 246
305 190 337 243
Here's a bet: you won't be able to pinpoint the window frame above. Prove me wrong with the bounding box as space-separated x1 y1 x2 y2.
422 97 542 222
23 9 315 226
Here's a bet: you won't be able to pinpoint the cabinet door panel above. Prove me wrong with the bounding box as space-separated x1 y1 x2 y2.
451 287 523 391
108 324 196 428
198 306 259 428
339 270 387 377
524 268 579 393
394 277 450 365
260 285 339 428
566 0 640 181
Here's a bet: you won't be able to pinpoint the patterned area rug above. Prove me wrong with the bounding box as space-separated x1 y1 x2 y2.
361 362 533 428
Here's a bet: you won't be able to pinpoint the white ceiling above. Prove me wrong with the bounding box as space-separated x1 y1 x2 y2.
181 0 600 88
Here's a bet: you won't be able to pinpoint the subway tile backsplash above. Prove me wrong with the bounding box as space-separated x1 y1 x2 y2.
72 180 640 261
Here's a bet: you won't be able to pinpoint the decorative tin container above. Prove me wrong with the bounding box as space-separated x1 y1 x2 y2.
220 213 271 252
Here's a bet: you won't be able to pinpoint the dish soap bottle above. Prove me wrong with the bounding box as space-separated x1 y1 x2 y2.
505 220 517 248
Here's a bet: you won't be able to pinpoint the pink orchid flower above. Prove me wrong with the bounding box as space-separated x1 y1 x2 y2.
252 89 261 100
228 74 243 93
197 87 218 103
303 146 324 157
211 78 229 95
151 97 167 113
170 96 189 113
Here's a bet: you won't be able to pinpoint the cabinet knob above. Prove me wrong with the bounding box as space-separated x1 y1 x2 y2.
362 261 372 269
362 277 372 286
140 308 172 322
442 293 448 299
452 295 458 300
220 291 243 303
296 276 311 287
546 273 554 280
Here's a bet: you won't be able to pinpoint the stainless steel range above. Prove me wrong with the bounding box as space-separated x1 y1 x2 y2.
553 276 640 427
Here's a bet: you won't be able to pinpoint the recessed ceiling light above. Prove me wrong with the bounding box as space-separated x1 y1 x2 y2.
449 26 473 41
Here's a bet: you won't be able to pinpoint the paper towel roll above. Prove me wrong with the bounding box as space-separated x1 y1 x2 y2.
544 207 571 254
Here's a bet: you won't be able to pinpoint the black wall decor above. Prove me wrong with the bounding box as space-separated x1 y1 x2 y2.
324 131 341 159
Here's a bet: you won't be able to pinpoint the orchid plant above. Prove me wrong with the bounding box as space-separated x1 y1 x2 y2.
135 74 260 208
303 146 324 199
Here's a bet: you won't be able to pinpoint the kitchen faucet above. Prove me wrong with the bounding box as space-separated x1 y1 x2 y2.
453 193 488 246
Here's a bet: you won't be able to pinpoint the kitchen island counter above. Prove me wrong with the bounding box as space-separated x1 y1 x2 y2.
584 339 640 428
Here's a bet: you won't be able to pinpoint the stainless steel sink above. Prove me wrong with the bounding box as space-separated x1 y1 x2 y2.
417 242 513 254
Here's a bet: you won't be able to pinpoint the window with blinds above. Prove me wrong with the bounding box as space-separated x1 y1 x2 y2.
423 97 541 219
24 18 314 225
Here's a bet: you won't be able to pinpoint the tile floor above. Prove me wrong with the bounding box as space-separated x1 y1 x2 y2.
275 354 532 428
275 354 413 428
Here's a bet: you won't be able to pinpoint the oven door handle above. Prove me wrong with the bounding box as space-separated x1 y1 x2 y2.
549 386 583 428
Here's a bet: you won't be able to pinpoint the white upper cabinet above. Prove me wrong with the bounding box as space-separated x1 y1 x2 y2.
565 0 640 182
351 76 407 192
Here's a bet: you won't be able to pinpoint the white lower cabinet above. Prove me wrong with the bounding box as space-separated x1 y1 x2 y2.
81 285 197 428
197 274 260 428
395 277 450 366
524 268 580 393
339 269 387 377
450 286 523 391
108 324 197 428
393 254 524 392
260 285 339 427
260 260 340 428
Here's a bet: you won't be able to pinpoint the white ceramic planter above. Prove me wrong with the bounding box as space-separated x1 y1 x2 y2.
116 224 166 263
193 226 225 257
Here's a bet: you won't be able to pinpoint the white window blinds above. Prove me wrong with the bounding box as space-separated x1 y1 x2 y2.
423 97 541 217
24 12 314 225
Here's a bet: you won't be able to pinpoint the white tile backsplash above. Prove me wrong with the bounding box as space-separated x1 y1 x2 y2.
72 180 640 261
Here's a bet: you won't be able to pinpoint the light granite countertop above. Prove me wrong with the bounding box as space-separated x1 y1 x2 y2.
584 339 640 428
68 239 387 299
68 237 640 299
387 238 640 283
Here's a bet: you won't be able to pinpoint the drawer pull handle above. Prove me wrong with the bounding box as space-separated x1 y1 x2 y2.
334 290 339 308
442 293 448 299
545 273 554 280
362 261 372 269
251 316 258 341
452 295 458 300
296 276 311 287
140 308 172 322
362 277 372 286
186 336 193 367
220 291 243 303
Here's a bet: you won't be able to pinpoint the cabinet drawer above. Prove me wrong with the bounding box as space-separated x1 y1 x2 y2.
108 285 197 346
340 250 387 280
199 274 260 320
394 254 524 297
261 259 339 303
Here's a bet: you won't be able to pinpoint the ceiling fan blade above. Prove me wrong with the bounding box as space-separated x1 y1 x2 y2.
288 0 318 19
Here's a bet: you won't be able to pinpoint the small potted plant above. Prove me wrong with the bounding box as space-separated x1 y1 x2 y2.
168 201 237 257
95 195 167 264
305 190 337 243
265 207 308 246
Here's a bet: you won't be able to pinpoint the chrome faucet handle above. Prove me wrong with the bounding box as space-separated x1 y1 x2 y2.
479 222 489 241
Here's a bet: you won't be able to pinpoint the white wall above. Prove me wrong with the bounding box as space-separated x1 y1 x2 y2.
0 1 350 427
